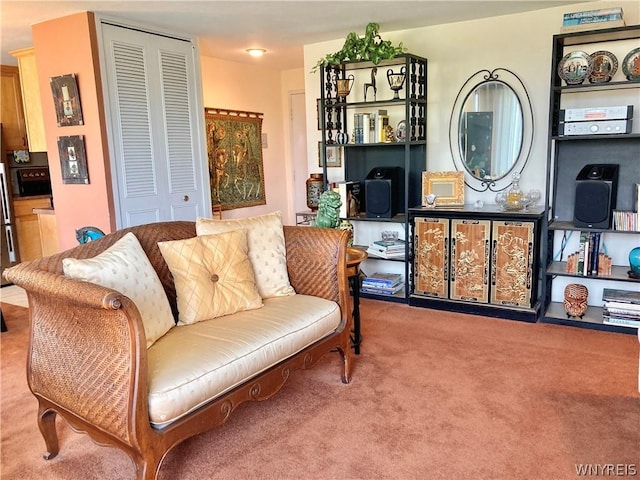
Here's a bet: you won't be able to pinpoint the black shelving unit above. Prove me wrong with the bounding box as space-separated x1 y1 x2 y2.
319 54 428 302
542 25 640 334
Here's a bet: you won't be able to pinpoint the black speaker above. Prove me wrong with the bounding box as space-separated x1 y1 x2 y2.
365 167 401 218
573 164 619 229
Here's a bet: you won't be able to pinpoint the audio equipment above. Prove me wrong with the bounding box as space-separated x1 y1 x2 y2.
573 164 619 229
559 119 632 136
560 105 633 122
364 167 401 218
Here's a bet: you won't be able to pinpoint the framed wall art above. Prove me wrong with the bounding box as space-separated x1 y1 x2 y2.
422 171 465 206
204 108 266 211
318 142 342 167
57 135 89 184
50 74 84 126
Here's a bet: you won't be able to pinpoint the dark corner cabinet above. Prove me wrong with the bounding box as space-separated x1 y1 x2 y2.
409 206 545 322
318 54 427 303
542 25 640 333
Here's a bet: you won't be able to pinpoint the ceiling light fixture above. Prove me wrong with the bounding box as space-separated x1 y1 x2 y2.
246 48 266 57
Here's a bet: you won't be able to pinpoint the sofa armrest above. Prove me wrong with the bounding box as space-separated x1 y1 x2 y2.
3 263 148 445
283 225 350 307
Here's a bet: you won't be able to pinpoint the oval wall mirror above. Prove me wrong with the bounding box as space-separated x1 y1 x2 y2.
449 68 533 192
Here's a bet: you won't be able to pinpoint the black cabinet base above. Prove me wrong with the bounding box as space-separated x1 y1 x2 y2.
408 295 540 323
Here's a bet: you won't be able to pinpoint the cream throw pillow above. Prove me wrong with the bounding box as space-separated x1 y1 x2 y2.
195 211 295 298
62 232 175 348
158 229 263 326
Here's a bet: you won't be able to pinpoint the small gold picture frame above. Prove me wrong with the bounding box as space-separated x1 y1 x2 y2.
422 171 465 206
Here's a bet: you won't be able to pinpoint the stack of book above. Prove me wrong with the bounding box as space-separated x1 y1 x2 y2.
361 272 404 296
565 231 612 276
561 7 625 32
366 239 406 259
602 288 640 328
612 211 638 232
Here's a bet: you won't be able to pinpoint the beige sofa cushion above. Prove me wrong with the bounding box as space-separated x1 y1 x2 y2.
196 211 295 298
147 294 341 427
62 232 174 348
158 229 263 326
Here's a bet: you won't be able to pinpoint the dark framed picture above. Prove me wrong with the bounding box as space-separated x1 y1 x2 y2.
50 74 84 126
317 142 342 167
57 135 89 184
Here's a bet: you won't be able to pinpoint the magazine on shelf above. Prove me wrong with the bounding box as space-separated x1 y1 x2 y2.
362 272 402 287
361 282 404 296
603 302 640 313
365 247 405 259
602 288 640 304
603 316 640 329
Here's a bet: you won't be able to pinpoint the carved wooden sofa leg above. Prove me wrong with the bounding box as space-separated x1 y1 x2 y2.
37 404 59 460
339 347 352 384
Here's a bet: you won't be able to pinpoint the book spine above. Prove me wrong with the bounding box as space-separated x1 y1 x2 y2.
603 317 640 328
577 231 588 276
563 8 623 20
563 13 623 26
362 113 371 144
589 232 600 276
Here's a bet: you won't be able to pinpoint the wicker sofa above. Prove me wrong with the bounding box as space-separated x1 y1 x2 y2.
3 220 353 480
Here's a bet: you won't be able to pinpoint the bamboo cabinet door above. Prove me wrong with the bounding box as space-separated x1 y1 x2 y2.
413 217 449 298
450 219 490 303
490 220 534 307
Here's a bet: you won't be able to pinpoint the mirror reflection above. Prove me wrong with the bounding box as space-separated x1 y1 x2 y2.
458 81 523 180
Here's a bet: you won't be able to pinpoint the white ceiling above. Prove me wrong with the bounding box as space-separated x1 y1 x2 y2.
1 1 588 69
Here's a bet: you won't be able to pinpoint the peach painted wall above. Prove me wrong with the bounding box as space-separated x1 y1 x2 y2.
32 12 114 251
199 57 305 225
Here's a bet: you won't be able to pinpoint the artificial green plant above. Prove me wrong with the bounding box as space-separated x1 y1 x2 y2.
312 22 406 72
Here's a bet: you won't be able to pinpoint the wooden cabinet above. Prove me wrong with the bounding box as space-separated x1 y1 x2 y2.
0 65 28 151
11 48 47 152
409 205 543 322
542 25 640 333
34 208 59 257
14 197 52 262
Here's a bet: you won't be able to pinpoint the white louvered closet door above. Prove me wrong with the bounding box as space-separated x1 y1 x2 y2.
101 22 209 228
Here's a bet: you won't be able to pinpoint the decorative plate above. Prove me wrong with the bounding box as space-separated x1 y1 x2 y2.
396 120 406 141
588 50 618 83
622 47 640 81
558 51 592 85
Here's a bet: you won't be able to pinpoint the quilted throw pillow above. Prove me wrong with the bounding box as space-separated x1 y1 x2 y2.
62 232 175 348
195 211 295 299
158 229 263 326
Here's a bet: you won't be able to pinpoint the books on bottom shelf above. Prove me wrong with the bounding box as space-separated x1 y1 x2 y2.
366 239 406 259
361 272 404 296
601 288 640 328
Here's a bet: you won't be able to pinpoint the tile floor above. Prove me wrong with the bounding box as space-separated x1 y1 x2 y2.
0 285 29 308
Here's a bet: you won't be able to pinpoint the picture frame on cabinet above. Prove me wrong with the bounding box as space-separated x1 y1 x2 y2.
50 73 84 126
422 171 465 206
57 135 89 184
318 142 342 167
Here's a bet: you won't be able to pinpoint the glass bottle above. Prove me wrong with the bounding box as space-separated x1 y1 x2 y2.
506 173 523 210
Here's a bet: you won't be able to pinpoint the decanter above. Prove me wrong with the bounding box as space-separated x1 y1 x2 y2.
506 173 524 210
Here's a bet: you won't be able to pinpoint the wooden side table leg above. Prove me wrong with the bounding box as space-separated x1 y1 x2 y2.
349 274 361 354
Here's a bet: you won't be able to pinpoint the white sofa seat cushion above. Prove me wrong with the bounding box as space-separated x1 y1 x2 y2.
147 294 341 428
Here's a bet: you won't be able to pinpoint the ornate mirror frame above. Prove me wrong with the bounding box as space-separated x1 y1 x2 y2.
449 68 534 192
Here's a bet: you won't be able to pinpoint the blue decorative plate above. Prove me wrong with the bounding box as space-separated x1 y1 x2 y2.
622 47 640 81
558 51 592 85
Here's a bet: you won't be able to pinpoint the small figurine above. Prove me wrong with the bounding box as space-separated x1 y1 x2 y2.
312 190 342 229
384 124 396 143
364 67 377 101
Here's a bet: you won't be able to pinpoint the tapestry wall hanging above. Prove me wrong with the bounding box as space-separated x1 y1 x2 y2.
205 108 266 210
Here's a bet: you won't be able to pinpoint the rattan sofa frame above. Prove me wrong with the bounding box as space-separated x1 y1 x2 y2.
4 221 353 480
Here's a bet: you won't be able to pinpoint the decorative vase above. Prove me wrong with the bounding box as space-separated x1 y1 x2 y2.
338 219 354 246
563 283 588 319
336 132 349 145
629 246 640 279
306 173 324 211
335 74 354 99
386 66 406 100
